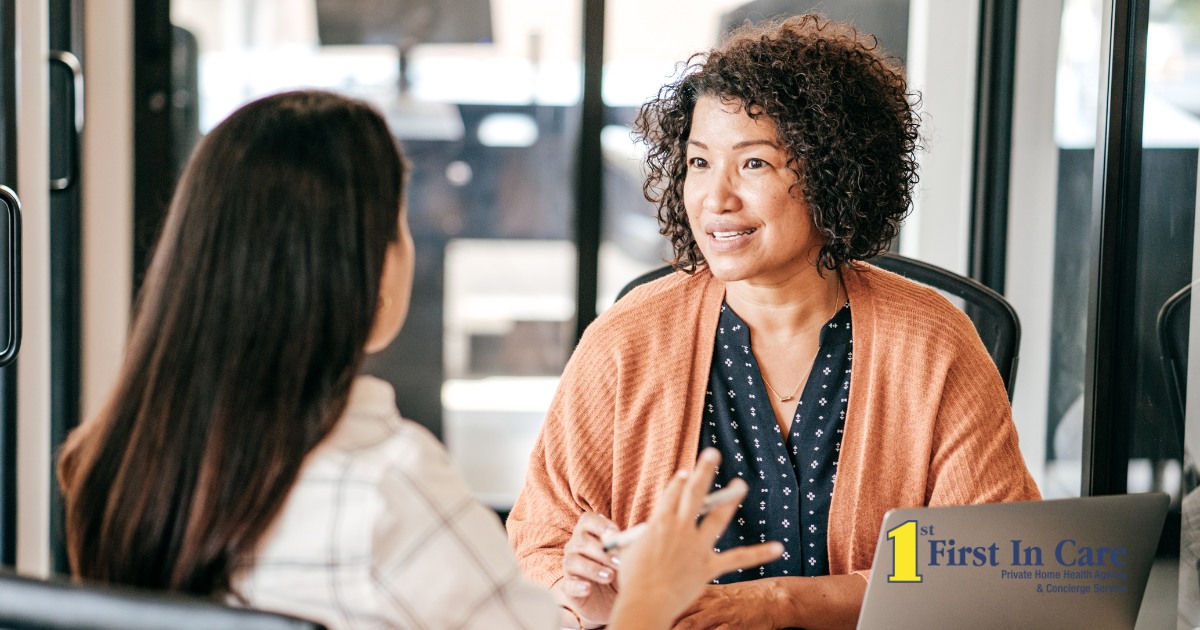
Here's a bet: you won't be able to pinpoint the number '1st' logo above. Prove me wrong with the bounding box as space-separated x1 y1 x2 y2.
886 520 923 583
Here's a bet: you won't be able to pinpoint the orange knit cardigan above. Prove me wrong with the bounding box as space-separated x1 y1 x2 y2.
507 263 1040 586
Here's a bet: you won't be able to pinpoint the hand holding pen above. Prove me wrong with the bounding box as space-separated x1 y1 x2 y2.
555 449 784 629
600 484 748 552
606 448 785 630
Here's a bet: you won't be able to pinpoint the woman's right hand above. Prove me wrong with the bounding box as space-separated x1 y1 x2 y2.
555 511 623 626
608 449 785 630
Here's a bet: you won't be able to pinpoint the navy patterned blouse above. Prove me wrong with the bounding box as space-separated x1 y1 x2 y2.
699 300 853 582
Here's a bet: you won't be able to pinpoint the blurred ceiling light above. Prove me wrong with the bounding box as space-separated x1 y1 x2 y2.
477 113 539 147
446 160 473 186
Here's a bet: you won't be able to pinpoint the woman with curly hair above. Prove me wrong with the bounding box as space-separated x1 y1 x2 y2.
507 15 1039 630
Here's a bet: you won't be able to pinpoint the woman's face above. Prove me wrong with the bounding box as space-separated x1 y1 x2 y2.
365 204 415 353
683 95 824 285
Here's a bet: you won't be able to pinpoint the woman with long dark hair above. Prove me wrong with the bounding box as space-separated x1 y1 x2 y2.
57 90 780 630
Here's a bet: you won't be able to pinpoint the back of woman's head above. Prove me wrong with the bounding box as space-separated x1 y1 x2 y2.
58 90 406 595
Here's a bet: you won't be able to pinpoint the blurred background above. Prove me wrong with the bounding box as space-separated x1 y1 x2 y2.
162 0 919 510
139 0 1200 515
1 0 1196 625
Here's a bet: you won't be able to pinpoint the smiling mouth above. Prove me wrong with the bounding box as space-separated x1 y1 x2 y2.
711 229 757 241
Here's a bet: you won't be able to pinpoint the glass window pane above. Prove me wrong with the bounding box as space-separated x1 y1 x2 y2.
1009 0 1194 514
1134 0 1193 505
1005 0 1107 502
1141 0 1200 626
1040 0 1106 500
898 0 978 275
171 0 583 512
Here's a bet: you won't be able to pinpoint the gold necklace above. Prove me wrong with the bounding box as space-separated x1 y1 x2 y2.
760 280 844 403
762 373 805 403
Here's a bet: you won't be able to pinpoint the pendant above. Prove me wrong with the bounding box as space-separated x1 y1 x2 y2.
779 396 792 402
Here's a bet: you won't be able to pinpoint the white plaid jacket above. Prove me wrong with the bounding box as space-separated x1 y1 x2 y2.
234 376 557 630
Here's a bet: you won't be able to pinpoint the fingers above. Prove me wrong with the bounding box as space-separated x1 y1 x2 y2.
575 511 619 538
678 448 722 519
564 551 618 585
567 512 620 570
671 609 715 630
561 575 596 600
698 478 746 541
652 468 689 520
708 542 784 580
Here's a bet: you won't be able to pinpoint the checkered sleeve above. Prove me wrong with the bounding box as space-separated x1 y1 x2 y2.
370 421 559 630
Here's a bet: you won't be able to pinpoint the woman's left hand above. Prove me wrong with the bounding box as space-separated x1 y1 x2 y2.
670 580 781 630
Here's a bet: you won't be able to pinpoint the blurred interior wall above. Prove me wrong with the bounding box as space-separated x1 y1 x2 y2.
1005 0 1063 489
16 0 49 577
80 0 132 428
900 0 978 275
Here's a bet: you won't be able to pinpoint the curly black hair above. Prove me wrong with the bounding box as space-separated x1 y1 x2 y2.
634 14 920 273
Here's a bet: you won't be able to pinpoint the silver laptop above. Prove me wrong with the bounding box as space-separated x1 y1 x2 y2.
856 493 1169 630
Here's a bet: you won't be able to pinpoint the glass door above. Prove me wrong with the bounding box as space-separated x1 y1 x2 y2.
1075 0 1188 623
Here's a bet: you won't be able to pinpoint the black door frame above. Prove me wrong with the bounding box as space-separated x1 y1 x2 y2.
572 0 605 342
0 0 16 569
1082 0 1151 497
48 0 84 575
969 0 1019 295
132 0 173 291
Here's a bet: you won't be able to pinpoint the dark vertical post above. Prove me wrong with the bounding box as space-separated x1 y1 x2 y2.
132 0 174 295
0 0 16 568
969 0 1019 294
0 0 13 184
573 0 605 344
48 0 83 576
0 364 12 568
1082 0 1150 496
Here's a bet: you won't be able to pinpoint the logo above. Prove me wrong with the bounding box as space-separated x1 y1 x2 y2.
884 521 1130 594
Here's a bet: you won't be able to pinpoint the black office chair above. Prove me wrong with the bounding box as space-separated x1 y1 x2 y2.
615 253 1022 399
1158 284 1190 463
0 569 324 630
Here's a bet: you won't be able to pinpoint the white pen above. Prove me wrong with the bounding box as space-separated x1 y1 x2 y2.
600 485 746 552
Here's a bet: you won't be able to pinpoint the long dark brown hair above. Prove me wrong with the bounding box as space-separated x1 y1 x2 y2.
58 90 406 596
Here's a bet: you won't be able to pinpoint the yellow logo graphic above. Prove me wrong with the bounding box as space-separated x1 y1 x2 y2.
887 520 923 583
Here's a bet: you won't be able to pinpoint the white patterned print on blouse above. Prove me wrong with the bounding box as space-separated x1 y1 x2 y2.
699 300 853 583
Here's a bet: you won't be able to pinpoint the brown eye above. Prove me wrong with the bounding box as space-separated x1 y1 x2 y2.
746 158 767 169
689 157 709 168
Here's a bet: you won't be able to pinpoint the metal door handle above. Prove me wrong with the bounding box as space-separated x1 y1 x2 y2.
49 51 82 133
0 186 21 367
49 51 83 191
